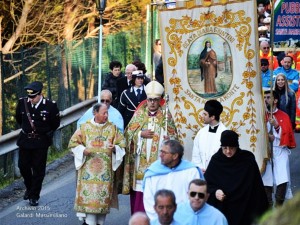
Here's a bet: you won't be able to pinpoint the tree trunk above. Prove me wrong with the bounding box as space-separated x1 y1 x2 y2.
2 0 34 54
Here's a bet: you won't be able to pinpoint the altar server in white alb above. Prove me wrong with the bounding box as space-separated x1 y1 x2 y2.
192 100 227 173
143 140 203 221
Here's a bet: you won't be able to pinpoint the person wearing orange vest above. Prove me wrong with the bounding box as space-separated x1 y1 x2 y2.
286 51 300 71
260 41 279 70
296 52 300 71
295 87 300 132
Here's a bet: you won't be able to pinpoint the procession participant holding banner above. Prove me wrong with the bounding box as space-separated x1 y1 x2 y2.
262 89 296 208
122 81 178 214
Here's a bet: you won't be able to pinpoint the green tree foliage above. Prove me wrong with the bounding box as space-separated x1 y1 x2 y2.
0 0 152 135
258 191 300 225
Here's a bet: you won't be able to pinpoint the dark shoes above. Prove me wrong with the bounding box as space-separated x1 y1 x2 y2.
29 199 39 206
23 191 29 200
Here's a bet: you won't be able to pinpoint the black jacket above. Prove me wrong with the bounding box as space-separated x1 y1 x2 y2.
16 97 60 149
102 72 124 108
117 86 147 128
116 77 131 105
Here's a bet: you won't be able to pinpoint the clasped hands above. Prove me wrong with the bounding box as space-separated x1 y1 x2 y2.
83 142 116 156
141 129 170 141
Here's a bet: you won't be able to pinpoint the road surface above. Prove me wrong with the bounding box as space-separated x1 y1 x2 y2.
0 133 299 225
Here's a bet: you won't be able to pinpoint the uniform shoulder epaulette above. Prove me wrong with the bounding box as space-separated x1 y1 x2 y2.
44 98 56 103
19 97 26 100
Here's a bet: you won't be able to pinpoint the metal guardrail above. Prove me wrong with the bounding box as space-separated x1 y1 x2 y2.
0 97 97 156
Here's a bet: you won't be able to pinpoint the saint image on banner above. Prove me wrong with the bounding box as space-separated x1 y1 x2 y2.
188 34 233 99
199 40 218 94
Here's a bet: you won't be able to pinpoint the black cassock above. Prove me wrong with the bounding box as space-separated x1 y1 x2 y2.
205 148 268 225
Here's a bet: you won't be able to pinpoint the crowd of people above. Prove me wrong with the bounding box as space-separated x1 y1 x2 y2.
14 2 299 224
258 0 300 132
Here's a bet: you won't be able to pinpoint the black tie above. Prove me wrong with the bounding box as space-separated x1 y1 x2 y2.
137 89 141 101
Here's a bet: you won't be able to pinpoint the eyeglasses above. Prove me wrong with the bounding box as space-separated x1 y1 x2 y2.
160 150 173 155
190 192 205 199
101 99 110 103
261 63 268 66
263 47 270 49
147 98 160 103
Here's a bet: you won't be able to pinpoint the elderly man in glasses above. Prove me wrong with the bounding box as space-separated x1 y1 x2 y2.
260 40 279 70
173 179 228 225
76 89 124 132
142 140 203 221
204 130 269 225
123 81 178 215
116 63 138 104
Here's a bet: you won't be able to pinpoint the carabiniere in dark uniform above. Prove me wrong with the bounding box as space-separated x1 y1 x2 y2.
15 81 60 206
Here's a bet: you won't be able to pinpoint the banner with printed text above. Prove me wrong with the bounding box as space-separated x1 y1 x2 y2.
159 0 268 171
274 0 300 51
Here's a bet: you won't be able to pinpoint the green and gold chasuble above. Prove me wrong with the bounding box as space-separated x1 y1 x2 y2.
122 103 178 194
69 121 125 214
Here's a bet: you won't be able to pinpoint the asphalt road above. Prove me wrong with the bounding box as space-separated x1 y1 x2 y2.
0 132 299 225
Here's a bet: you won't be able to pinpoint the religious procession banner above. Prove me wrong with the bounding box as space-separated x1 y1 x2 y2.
158 0 269 171
273 0 300 51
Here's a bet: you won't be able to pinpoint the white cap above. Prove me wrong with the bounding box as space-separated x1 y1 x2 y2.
145 81 164 98
263 17 271 24
132 70 144 77
258 26 268 32
259 37 270 42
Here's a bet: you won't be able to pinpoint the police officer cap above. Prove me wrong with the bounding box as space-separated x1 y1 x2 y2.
24 81 43 97
132 70 145 78
204 99 223 117
220 130 239 147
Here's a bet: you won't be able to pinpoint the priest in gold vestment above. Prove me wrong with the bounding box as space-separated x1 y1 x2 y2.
69 103 126 225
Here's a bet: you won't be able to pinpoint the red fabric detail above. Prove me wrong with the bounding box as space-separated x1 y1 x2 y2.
267 110 296 149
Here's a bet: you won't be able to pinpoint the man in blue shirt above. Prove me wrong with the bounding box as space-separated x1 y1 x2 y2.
151 189 181 225
77 90 124 132
274 56 299 92
174 179 228 225
261 58 272 88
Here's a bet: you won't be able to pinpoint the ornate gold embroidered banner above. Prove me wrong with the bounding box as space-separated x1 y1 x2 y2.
159 0 268 171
